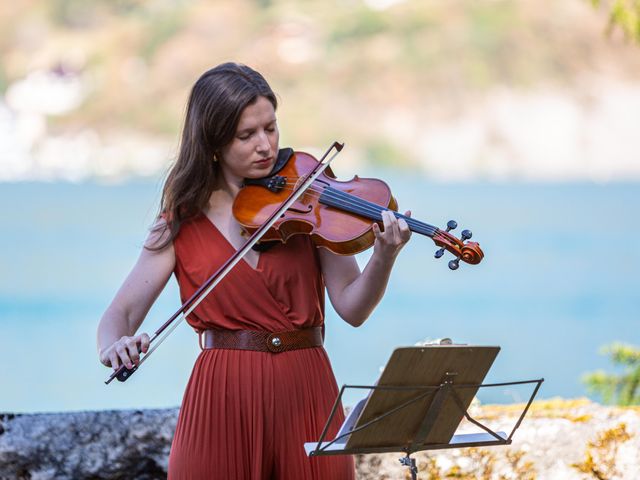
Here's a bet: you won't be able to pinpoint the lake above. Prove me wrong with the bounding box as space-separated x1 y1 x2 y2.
1 175 638 412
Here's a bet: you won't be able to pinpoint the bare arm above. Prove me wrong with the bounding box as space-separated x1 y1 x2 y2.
96 221 175 370
319 210 411 327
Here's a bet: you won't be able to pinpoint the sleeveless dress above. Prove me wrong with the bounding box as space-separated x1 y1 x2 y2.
167 213 355 480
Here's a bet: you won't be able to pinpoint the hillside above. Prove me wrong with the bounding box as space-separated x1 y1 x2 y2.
1 0 640 181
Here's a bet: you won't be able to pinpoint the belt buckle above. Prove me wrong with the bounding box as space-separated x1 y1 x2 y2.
267 332 285 353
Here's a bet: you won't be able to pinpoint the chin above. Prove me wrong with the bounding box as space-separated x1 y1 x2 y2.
255 161 275 175
246 168 270 179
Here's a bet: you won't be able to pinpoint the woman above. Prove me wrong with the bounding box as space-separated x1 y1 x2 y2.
97 62 411 479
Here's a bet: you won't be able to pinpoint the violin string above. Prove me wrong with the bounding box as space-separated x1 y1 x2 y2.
322 187 438 236
255 168 440 236
275 180 437 236
267 179 438 236
278 176 438 235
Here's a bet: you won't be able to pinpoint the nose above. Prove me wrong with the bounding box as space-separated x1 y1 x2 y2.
255 131 270 154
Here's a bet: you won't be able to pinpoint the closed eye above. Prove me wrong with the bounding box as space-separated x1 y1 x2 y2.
236 120 277 140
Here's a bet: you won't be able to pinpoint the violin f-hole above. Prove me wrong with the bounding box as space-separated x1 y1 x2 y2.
287 204 313 214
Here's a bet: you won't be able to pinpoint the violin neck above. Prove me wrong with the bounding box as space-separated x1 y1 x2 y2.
319 187 438 238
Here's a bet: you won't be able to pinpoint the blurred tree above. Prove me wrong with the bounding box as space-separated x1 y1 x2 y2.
583 342 640 406
49 0 142 28
591 0 640 42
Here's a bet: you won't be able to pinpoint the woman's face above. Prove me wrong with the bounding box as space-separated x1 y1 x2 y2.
219 96 279 185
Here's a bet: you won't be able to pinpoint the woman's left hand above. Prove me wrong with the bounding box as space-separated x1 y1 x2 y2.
372 210 412 260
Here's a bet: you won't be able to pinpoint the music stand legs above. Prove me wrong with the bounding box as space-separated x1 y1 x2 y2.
399 453 418 480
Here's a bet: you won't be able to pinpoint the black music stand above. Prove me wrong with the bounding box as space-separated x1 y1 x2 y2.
305 345 543 479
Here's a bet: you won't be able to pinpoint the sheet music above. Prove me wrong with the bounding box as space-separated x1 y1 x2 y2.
336 396 367 441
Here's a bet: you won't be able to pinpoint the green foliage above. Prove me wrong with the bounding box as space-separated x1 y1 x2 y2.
590 0 640 43
139 11 186 61
0 63 7 95
48 0 143 28
329 8 390 44
364 139 411 168
583 342 640 406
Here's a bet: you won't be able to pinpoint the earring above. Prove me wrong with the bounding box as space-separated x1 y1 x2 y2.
213 154 219 163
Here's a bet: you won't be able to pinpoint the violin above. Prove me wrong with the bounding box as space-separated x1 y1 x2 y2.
233 148 484 270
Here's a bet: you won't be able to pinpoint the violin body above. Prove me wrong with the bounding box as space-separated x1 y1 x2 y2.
233 148 484 269
234 151 397 255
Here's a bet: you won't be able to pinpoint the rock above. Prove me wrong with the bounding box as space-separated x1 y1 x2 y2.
0 400 638 479
0 410 177 480
355 398 640 479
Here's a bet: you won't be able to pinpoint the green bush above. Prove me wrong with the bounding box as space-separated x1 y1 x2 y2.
583 342 640 406
591 0 640 43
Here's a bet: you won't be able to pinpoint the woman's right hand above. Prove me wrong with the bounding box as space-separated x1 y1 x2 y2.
99 333 150 371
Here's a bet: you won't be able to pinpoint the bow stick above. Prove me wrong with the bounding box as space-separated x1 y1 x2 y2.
105 141 344 384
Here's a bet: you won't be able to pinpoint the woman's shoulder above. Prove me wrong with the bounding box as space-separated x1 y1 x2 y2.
143 216 174 251
150 211 210 242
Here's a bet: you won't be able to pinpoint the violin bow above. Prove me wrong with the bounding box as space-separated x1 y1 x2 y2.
105 141 344 384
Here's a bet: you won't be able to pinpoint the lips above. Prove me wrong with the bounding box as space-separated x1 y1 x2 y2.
254 157 273 167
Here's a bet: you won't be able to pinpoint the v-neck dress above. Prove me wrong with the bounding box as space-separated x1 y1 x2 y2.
167 213 355 480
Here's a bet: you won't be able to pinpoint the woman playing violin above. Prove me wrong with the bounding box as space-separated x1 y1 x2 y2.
96 62 411 479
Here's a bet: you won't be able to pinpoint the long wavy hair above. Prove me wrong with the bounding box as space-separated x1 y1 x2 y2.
148 62 277 250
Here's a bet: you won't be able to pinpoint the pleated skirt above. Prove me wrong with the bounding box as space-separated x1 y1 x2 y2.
168 347 355 480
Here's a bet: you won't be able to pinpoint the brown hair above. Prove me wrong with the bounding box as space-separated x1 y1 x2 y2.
149 62 277 250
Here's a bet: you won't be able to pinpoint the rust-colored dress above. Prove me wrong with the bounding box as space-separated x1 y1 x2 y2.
167 213 355 480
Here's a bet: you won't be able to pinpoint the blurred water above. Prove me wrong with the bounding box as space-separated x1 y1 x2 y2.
0 176 638 413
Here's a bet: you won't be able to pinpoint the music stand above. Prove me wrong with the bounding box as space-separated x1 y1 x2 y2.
305 345 543 479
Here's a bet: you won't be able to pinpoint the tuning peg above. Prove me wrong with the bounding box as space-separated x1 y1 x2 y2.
434 248 445 259
448 258 460 270
446 220 457 232
461 229 472 241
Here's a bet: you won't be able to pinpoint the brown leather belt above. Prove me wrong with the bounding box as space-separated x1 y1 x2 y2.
201 327 323 353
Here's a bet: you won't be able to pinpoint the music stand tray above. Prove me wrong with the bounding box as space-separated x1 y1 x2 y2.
305 345 543 479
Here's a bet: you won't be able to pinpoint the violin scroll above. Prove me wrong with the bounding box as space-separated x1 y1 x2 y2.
432 220 484 270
